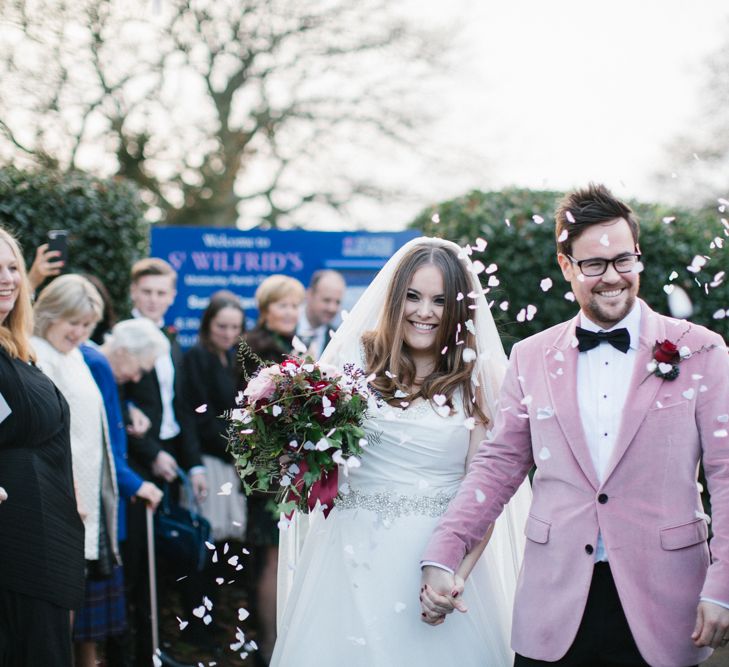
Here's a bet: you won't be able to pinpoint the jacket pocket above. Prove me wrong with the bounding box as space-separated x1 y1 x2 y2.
660 517 708 550
524 514 551 544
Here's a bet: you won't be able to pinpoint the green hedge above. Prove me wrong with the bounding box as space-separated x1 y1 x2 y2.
411 188 728 352
0 167 149 313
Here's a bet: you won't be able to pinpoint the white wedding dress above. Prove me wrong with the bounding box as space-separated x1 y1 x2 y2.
271 390 531 666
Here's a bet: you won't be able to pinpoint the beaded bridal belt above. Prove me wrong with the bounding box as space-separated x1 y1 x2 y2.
334 489 454 521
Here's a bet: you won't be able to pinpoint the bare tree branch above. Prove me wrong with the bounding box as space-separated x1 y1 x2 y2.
0 0 450 227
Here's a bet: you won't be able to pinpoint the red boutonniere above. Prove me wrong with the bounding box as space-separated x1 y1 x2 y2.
163 324 178 342
646 339 685 380
644 325 717 382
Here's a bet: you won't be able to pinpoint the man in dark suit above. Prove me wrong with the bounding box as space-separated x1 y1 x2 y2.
296 269 346 359
119 257 208 666
124 258 207 492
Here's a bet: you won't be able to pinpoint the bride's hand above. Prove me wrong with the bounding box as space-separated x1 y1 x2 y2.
420 567 467 625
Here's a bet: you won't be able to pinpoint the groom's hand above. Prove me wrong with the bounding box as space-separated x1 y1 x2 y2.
692 601 729 648
420 566 467 625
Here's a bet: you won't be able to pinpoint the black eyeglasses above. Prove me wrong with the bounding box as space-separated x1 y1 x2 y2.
566 253 642 277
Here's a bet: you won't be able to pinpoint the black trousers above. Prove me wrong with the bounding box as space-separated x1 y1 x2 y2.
514 563 652 667
0 587 72 667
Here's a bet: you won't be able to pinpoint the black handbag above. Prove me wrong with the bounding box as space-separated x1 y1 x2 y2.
154 469 212 573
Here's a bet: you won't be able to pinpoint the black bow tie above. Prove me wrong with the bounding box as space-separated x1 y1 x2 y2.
575 326 631 354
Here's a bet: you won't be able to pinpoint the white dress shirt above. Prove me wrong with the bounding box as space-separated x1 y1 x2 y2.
576 302 641 562
297 312 328 360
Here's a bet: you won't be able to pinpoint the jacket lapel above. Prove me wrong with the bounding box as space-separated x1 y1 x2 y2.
544 316 600 490
602 301 666 483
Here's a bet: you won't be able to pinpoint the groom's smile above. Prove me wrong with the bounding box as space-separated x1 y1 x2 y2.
557 217 640 329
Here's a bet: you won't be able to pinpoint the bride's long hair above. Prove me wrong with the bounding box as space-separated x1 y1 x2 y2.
362 242 487 423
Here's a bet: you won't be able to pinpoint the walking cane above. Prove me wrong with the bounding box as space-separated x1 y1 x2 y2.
146 505 195 667
145 505 161 657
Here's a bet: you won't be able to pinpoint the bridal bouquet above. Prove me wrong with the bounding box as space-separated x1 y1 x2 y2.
227 355 371 516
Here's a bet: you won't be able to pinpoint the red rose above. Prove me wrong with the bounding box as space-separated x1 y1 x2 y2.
280 358 301 373
654 340 679 364
309 380 329 393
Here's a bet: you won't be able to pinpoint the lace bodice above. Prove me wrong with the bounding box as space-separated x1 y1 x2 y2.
343 393 471 499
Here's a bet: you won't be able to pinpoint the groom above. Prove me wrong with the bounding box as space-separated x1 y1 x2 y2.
420 184 729 666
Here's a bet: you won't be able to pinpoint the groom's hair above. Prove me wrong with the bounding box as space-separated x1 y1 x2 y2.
555 183 639 257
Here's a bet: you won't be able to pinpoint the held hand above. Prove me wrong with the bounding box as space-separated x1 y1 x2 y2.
27 243 64 291
419 566 468 626
126 405 151 437
0 486 7 504
134 481 163 510
692 601 729 648
151 450 178 482
190 471 208 503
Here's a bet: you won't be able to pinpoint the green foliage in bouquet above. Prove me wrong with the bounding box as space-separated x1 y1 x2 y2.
226 349 371 516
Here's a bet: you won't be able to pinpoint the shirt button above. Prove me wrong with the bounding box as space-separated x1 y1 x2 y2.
585 544 594 555
598 493 608 504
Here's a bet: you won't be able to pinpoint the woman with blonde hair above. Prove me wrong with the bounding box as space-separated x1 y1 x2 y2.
0 228 84 666
242 274 305 665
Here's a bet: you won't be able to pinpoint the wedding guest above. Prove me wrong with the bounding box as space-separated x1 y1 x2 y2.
243 274 305 664
0 228 84 666
122 257 207 664
296 269 346 359
271 238 530 666
421 184 729 666
32 274 125 667
183 290 247 541
82 318 166 667
123 257 206 495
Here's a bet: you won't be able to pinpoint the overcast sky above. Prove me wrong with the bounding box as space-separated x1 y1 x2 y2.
346 0 729 230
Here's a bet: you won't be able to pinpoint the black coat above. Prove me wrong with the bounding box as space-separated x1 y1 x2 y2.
242 326 293 376
122 331 203 475
0 348 85 609
182 343 241 461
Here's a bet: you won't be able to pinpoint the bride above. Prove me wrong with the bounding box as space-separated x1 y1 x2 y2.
270 237 531 666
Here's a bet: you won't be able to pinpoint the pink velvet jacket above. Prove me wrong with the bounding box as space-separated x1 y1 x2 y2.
423 301 729 666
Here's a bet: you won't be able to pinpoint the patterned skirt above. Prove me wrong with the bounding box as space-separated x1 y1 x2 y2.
72 564 126 642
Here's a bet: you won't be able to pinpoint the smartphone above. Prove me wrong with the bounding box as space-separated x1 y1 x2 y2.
47 229 69 267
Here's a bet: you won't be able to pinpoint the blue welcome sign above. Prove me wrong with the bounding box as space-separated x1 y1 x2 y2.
150 228 418 348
